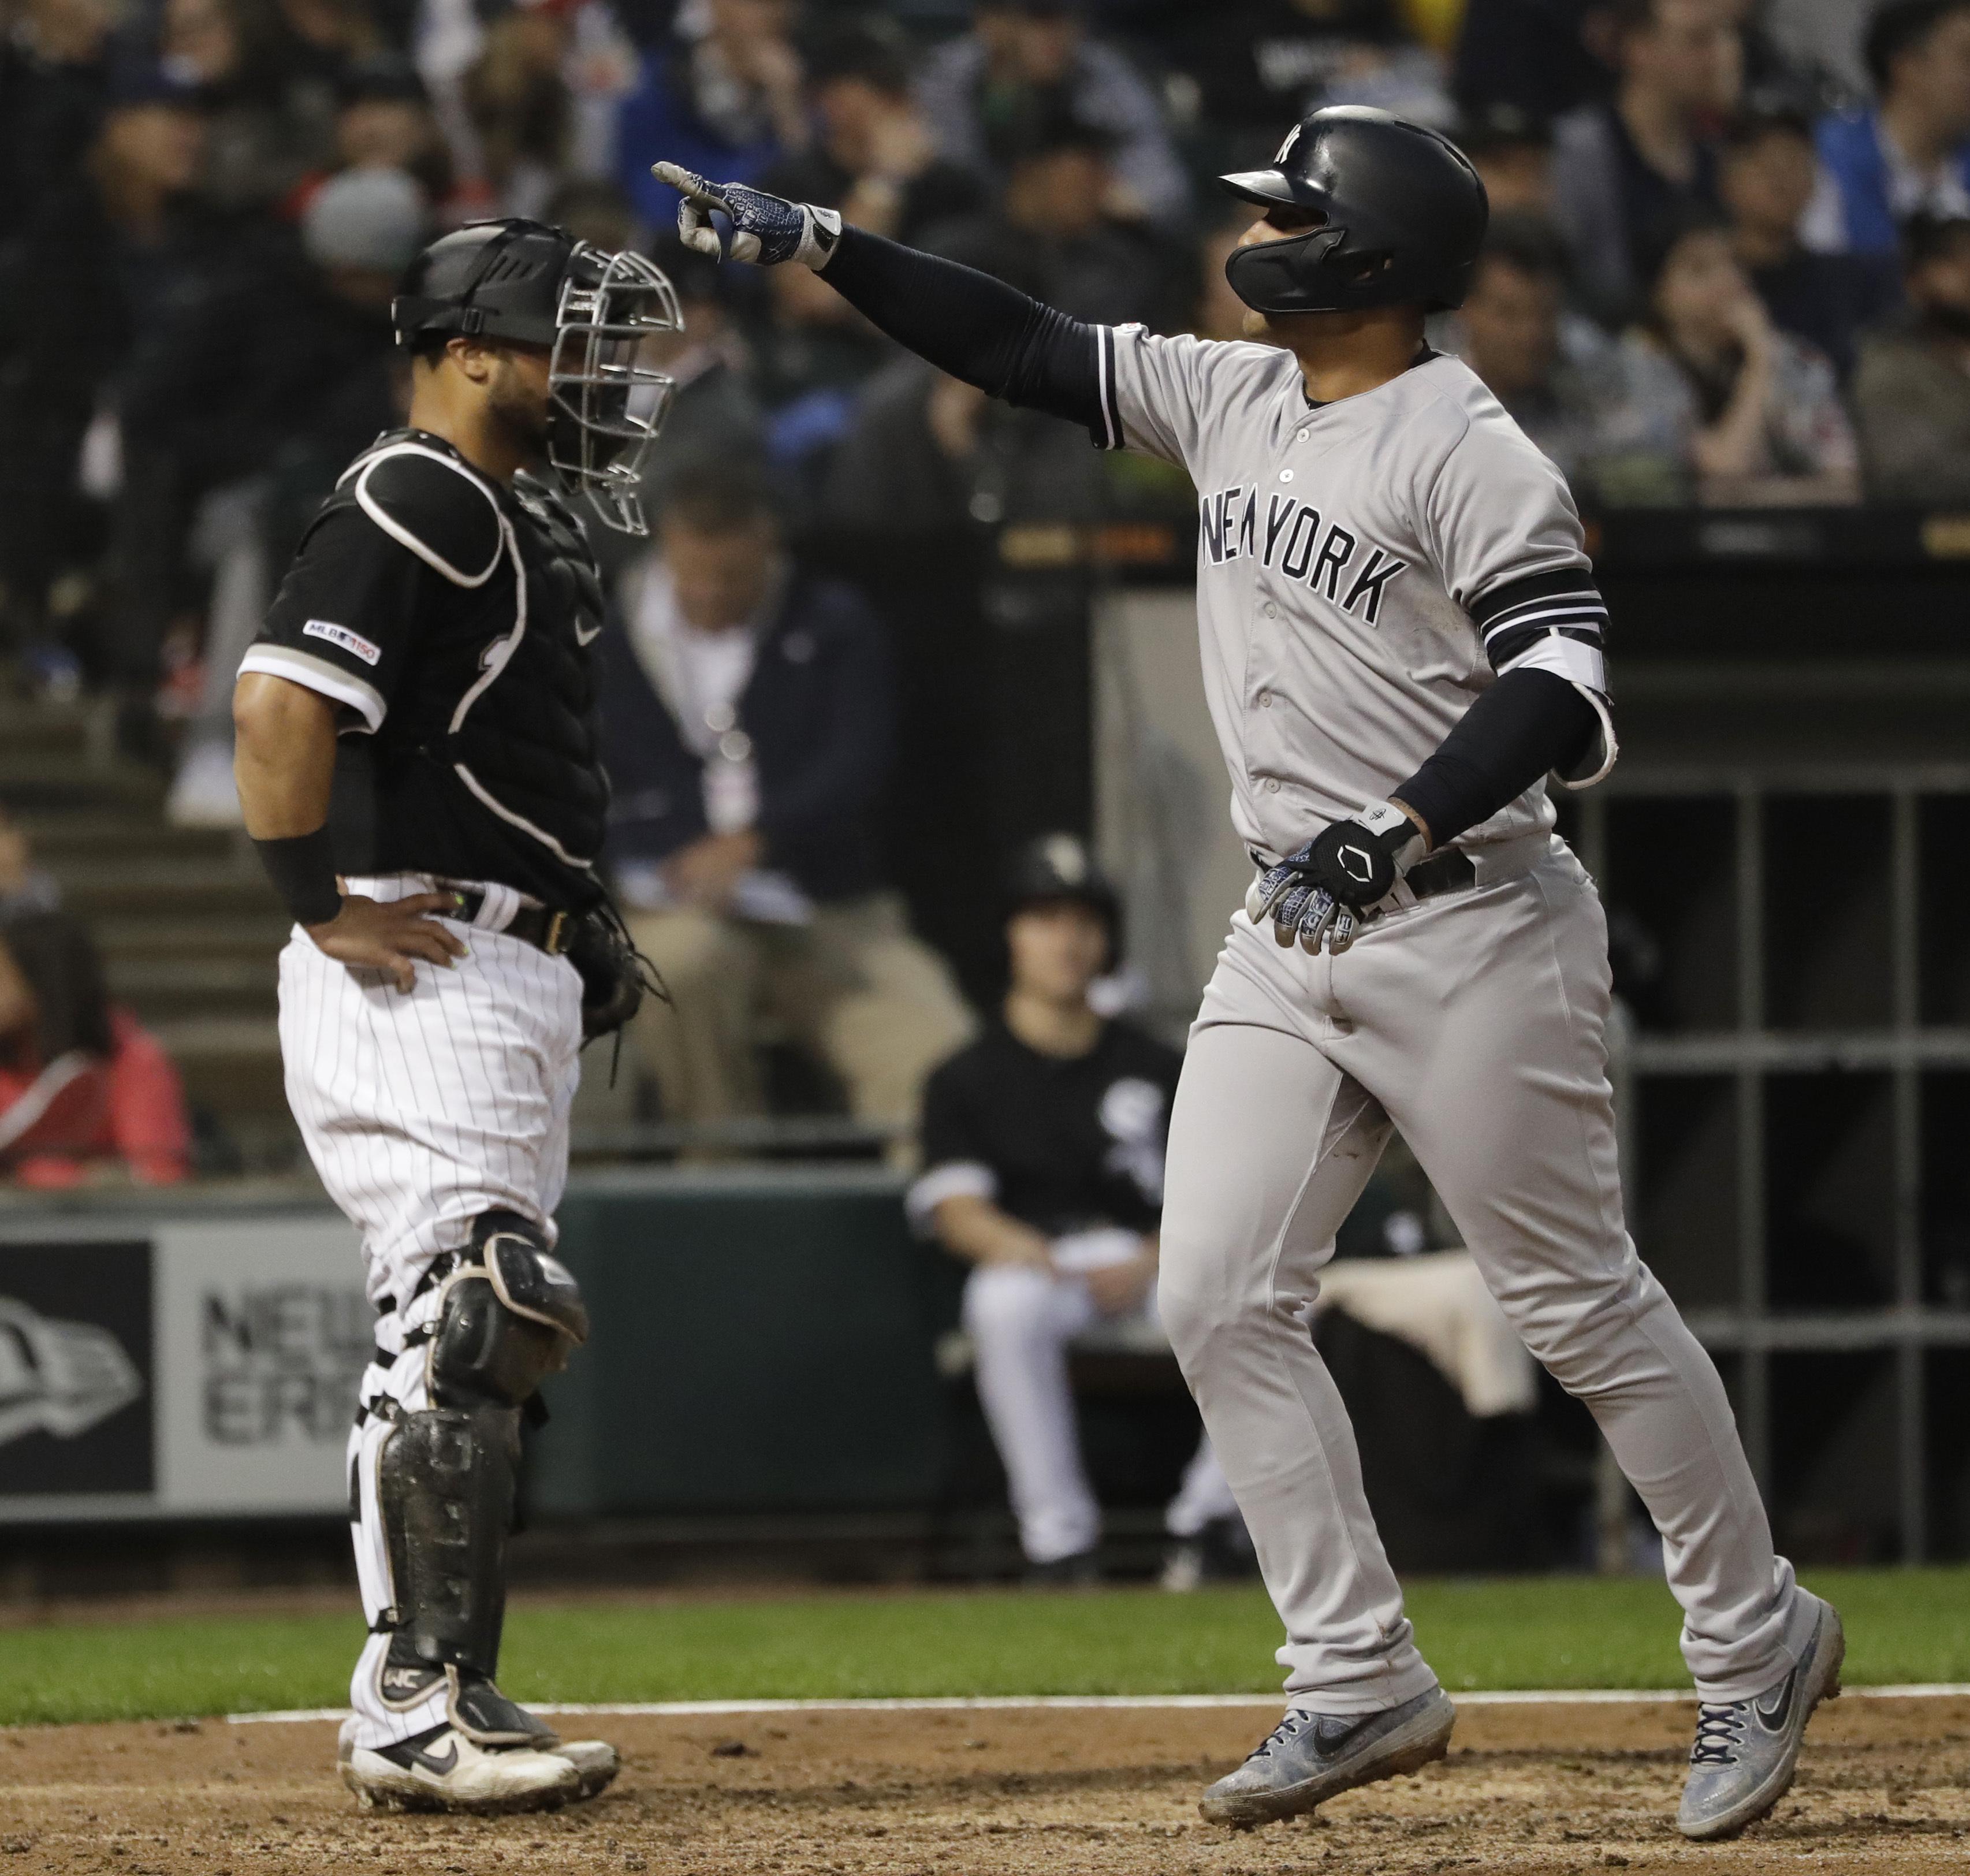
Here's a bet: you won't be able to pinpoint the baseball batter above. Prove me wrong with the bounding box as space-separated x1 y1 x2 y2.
653 105 1842 1841
233 218 665 1814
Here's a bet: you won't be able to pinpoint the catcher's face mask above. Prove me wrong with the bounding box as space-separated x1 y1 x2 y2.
547 244 682 537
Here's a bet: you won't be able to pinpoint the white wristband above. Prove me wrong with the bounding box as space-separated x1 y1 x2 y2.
800 206 844 271
1355 799 1426 873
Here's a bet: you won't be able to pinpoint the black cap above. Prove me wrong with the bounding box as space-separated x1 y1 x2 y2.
1006 834 1120 927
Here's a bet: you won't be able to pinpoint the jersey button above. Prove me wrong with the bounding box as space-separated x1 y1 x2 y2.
1264 778 1281 792
1278 469 1294 482
1257 691 1273 708
1297 429 1310 442
1263 602 1280 618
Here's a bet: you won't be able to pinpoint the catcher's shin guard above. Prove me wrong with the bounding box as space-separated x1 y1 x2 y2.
371 1215 590 1744
379 1405 519 1688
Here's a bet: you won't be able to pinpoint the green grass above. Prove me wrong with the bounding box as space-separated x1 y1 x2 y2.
1 1569 1965 1727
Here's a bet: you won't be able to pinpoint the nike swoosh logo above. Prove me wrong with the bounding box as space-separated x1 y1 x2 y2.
405 1739 459 1776
1312 1713 1374 1755
1755 1673 1795 1730
574 620 601 645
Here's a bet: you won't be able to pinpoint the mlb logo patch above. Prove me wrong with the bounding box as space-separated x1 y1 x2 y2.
303 619 382 666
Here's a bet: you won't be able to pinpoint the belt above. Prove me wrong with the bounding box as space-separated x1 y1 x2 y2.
452 888 575 955
1401 849 1475 903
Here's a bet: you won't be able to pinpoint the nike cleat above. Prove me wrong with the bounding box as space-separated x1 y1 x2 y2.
1677 1590 1845 1841
338 1718 580 1814
1199 1685 1455 1828
548 1736 621 1797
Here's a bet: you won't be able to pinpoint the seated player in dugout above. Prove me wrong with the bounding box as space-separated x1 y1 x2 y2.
907 836 1245 1588
598 460 973 1161
651 106 1840 1842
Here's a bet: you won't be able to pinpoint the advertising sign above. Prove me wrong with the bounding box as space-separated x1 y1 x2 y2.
0 1214 365 1521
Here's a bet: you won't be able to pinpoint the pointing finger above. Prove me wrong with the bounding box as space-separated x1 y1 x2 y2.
651 161 721 206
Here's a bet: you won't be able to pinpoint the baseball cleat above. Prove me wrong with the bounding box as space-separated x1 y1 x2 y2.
338 1717 581 1814
1161 1516 1258 1593
1023 1549 1102 1588
1199 1684 1455 1827
548 1736 621 1797
1676 1590 1844 1841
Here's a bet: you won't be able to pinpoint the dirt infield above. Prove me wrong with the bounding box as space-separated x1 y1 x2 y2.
1 1697 1965 1875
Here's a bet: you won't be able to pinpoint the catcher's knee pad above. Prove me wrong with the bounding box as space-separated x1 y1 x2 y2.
427 1211 590 1411
378 1401 519 1683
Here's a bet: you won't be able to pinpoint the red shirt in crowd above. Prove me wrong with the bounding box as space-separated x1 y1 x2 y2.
0 1007 191 1188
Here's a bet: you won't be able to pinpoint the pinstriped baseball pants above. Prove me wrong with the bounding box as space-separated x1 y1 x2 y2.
1157 838 1815 1714
278 877 583 1750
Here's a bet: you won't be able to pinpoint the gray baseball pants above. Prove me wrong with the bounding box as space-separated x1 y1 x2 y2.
1157 833 1813 1712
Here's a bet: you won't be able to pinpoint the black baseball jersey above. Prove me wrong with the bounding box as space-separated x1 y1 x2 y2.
243 429 610 910
908 1018 1184 1238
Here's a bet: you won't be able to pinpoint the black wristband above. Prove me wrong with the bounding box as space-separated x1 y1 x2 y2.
253 828 343 926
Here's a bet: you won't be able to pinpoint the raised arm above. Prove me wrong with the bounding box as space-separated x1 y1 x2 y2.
652 163 1108 435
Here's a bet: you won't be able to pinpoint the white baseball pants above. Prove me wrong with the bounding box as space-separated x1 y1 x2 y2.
1158 837 1812 1713
278 876 583 1749
964 1256 1239 1565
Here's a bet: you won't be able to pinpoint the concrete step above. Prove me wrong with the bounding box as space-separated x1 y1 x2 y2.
106 955 280 1021
0 700 106 762
151 1015 286 1121
92 914 292 962
49 859 275 920
13 811 237 866
0 755 163 813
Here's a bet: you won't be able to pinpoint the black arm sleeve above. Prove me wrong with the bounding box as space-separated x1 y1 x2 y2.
821 226 1105 434
1391 670 1598 850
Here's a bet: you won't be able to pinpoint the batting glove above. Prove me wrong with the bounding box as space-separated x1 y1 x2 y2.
1249 802 1426 954
651 162 843 269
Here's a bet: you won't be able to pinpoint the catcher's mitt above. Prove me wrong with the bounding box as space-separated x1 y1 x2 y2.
565 904 666 1041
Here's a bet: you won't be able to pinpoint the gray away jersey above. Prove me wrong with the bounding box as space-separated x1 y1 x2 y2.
1096 330 1614 862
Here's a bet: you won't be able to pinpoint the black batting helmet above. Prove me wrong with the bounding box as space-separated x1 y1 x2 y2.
1005 834 1123 965
1219 107 1488 315
392 218 683 535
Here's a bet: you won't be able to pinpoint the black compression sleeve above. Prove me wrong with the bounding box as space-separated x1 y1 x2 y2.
821 226 1104 433
253 827 342 926
1392 671 1599 850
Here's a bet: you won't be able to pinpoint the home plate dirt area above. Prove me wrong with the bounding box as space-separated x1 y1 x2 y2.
2 1699 1966 1875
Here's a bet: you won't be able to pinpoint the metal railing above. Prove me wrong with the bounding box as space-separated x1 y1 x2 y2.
1581 765 1970 1562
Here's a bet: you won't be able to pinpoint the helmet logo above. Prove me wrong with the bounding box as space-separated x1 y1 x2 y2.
1042 833 1089 883
1275 124 1302 165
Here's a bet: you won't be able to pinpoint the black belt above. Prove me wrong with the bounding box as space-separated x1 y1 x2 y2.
451 889 574 955
1402 849 1475 902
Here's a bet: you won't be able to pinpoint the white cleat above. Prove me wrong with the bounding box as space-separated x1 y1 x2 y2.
338 1717 581 1814
549 1737 621 1797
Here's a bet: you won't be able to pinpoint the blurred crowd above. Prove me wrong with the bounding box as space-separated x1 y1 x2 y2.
4 0 1970 1172
1 0 1968 771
